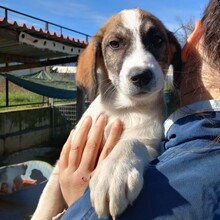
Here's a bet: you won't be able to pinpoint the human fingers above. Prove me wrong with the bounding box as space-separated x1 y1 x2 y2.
59 129 75 171
79 114 107 172
67 116 92 171
98 119 123 165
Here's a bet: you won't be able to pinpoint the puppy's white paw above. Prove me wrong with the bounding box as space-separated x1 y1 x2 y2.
90 141 149 219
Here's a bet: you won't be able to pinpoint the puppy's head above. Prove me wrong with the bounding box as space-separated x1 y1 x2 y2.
76 8 181 104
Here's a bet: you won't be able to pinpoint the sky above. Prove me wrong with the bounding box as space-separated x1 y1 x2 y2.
0 0 209 43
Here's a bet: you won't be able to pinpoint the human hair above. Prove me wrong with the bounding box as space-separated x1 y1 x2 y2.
201 0 220 70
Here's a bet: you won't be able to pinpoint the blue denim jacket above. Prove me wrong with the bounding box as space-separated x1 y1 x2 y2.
62 100 220 220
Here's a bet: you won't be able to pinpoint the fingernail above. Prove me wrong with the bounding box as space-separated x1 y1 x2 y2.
83 116 92 123
112 119 123 128
99 114 107 121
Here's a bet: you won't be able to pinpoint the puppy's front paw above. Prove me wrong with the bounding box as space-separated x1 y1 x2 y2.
90 142 149 219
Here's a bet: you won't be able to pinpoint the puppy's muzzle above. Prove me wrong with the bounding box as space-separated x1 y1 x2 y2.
130 69 153 88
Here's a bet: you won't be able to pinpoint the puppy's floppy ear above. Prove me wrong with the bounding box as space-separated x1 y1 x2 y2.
167 31 182 89
76 34 102 101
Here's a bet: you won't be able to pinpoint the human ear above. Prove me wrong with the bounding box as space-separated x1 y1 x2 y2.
182 20 202 62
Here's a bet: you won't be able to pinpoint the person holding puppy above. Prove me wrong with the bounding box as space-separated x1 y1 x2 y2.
57 0 220 219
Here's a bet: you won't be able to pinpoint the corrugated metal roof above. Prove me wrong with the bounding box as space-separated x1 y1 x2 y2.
0 18 88 47
0 16 88 71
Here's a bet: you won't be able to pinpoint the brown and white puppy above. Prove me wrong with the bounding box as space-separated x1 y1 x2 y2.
32 8 181 220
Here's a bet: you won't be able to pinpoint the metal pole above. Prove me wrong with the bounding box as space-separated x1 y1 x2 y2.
76 87 85 122
45 22 49 31
5 62 9 107
6 78 9 107
51 98 55 139
5 8 8 20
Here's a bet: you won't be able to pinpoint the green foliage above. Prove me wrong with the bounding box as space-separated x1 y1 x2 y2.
0 79 44 110
0 91 42 110
164 81 180 116
10 92 41 104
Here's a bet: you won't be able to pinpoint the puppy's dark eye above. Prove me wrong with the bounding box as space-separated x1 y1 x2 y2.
152 36 163 47
109 40 120 49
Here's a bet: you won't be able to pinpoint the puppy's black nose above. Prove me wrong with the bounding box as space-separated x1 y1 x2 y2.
130 70 153 88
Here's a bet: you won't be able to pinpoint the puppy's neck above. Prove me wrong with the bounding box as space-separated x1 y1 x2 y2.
100 87 165 116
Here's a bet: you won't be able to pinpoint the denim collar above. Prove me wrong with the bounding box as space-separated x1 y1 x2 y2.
164 100 220 137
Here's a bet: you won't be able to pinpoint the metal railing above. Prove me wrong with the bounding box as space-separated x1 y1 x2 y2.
0 5 91 42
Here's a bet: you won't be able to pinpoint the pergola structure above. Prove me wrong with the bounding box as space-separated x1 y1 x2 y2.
0 6 88 72
0 6 89 119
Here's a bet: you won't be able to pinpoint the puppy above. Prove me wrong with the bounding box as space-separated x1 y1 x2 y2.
32 8 181 220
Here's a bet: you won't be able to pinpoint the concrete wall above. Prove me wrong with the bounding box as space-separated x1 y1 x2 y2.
0 106 73 156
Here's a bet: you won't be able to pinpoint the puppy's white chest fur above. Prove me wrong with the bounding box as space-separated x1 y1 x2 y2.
80 95 164 160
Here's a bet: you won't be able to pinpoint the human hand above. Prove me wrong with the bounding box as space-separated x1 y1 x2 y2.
58 115 123 207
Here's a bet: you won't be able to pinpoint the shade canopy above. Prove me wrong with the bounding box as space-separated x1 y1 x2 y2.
1 70 77 99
